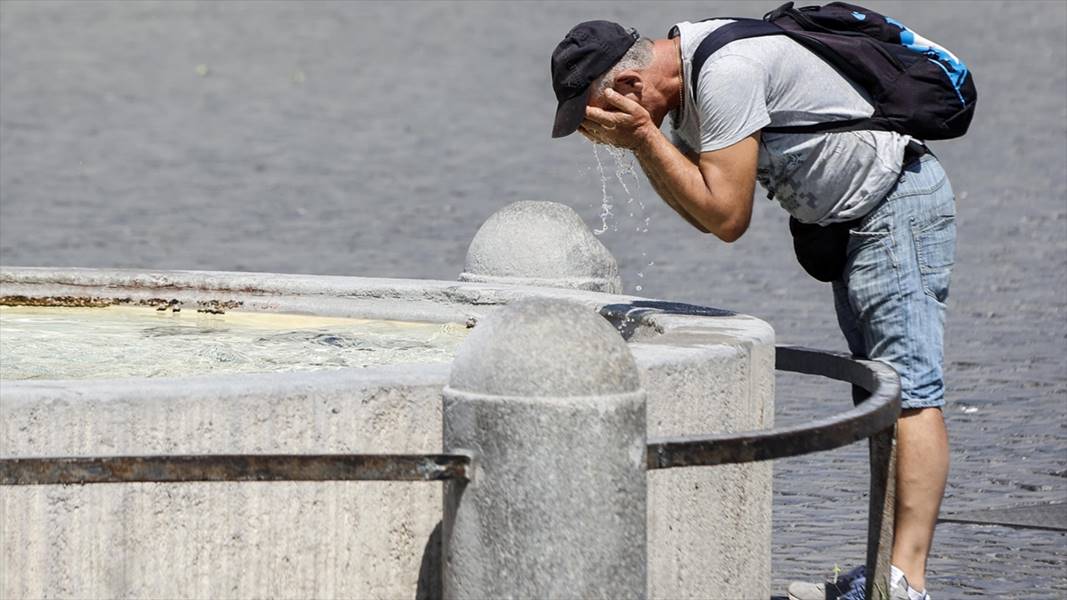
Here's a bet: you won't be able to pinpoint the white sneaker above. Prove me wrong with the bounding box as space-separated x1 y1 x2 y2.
785 565 929 600
890 565 931 600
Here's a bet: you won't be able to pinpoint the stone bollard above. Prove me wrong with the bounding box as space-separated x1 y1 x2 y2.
441 298 647 599
459 201 623 293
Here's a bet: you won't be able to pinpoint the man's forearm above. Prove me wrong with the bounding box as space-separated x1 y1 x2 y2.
633 129 745 240
639 151 710 232
581 89 755 241
634 130 718 230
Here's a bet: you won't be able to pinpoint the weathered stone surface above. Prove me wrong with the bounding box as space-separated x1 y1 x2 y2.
442 298 647 599
460 201 623 293
1 268 775 599
633 312 775 600
0 366 449 600
449 296 640 397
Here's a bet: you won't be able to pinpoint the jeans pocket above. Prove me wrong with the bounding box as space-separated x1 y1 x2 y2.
913 213 956 303
848 212 895 266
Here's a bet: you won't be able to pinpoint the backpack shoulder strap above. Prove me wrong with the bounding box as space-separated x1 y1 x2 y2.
690 19 783 93
689 15 898 137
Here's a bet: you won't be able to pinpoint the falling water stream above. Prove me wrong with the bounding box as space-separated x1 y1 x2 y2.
591 143 656 293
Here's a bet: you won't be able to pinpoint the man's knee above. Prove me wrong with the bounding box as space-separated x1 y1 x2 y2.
901 406 942 419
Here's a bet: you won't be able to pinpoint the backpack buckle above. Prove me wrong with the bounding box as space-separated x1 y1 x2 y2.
764 1 795 21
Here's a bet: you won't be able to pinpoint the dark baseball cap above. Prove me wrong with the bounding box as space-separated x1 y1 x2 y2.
550 21 639 138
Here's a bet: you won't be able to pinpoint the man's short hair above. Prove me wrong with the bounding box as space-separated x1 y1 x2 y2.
593 37 655 96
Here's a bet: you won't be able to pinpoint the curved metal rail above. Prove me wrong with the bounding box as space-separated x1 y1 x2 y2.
0 345 900 598
647 345 901 469
1 346 897 485
647 345 902 600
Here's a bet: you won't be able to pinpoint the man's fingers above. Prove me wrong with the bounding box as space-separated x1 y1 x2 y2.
578 123 604 144
584 107 627 127
603 88 644 114
580 119 614 138
580 119 606 132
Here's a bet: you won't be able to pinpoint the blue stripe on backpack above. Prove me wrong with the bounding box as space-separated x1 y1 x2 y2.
885 16 969 103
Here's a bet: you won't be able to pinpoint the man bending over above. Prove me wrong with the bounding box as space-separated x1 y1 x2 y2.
550 16 956 600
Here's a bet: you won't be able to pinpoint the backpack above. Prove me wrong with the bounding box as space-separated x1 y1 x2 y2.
689 1 976 140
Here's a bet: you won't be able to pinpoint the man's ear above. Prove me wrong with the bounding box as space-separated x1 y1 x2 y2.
612 69 644 99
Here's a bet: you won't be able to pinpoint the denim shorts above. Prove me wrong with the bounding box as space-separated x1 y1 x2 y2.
833 154 956 410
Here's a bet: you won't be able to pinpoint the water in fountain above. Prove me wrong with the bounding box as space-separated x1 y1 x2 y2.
0 305 469 380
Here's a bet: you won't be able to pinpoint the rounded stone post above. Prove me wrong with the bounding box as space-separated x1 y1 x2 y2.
441 298 647 599
459 201 623 293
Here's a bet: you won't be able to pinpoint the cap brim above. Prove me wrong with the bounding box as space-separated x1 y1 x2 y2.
552 86 593 138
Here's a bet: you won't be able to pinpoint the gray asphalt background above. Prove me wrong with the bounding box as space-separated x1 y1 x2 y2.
1 1 1064 598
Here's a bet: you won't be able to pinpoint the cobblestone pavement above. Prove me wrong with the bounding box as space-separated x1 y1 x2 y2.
2 1 1064 598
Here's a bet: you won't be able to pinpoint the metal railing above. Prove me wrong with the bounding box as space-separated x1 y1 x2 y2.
0 453 470 485
0 345 900 599
646 345 901 600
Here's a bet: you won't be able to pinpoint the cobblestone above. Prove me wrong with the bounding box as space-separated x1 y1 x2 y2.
1 1 1064 597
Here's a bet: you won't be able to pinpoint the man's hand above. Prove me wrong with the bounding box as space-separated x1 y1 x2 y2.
576 88 759 242
579 89 658 150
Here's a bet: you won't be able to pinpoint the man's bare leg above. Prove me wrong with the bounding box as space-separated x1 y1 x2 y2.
891 407 949 592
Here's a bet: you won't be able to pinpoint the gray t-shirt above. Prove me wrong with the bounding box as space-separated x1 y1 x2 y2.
669 20 911 224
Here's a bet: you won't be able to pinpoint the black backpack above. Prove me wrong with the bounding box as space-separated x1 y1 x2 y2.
689 1 977 140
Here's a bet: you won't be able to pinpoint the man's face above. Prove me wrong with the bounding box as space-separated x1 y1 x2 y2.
586 72 649 117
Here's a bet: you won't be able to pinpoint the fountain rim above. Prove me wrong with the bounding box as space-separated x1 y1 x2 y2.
0 265 773 389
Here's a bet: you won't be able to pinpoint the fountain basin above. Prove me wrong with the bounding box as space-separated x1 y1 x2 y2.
0 266 774 599
0 304 469 380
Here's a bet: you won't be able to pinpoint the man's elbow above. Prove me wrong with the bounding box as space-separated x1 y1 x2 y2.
715 226 746 243
710 215 750 243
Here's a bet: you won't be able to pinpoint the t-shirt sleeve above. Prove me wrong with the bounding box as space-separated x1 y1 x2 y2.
695 53 772 152
670 130 695 156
